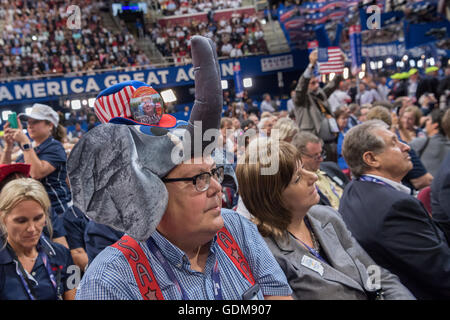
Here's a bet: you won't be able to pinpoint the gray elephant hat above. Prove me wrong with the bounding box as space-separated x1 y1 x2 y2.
67 36 223 241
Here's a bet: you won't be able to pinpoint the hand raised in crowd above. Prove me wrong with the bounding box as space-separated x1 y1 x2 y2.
4 120 29 146
309 49 318 65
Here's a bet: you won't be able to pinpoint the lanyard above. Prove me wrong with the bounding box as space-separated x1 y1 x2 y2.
289 231 327 264
358 175 396 190
146 237 223 300
8 240 61 300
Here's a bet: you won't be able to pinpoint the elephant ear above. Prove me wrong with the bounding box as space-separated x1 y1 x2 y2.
186 36 223 158
67 123 169 241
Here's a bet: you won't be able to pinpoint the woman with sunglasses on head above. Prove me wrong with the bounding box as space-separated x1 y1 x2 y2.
0 178 76 300
236 138 414 300
1 104 71 249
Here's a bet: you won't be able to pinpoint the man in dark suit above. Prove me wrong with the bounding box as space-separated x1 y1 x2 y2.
339 120 450 299
431 151 450 243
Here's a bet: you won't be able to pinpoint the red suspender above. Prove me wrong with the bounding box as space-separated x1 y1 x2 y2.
216 226 256 286
111 226 255 299
110 235 164 300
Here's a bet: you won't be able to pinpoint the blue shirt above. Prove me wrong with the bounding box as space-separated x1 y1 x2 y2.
63 206 89 250
16 137 71 215
0 236 74 300
76 209 292 300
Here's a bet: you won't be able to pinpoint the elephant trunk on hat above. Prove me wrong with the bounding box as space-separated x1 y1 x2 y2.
67 36 223 241
186 36 223 157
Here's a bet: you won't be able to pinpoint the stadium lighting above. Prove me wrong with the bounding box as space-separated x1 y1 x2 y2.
71 100 81 110
88 98 96 108
221 80 228 90
160 89 177 103
386 57 393 65
402 55 408 61
409 60 416 67
343 68 349 80
2 110 12 121
25 107 33 115
82 99 88 106
243 78 253 88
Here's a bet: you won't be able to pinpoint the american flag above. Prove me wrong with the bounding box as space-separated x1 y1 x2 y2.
318 47 344 75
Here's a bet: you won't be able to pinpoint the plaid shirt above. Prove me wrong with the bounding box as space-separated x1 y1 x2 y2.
75 209 292 300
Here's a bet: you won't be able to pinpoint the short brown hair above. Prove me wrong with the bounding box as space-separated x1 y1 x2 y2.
236 139 299 238
366 106 392 127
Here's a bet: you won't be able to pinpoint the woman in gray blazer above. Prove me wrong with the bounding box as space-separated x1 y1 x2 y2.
236 138 415 300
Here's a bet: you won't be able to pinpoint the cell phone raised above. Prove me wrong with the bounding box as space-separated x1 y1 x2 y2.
8 112 18 129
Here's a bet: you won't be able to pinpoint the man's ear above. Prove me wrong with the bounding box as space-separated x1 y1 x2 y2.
362 151 380 169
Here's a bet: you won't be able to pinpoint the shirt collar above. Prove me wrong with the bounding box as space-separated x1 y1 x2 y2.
0 236 55 265
149 230 218 270
364 174 411 194
34 136 54 152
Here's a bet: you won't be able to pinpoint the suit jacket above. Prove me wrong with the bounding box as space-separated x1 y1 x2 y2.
264 205 414 300
339 180 450 299
293 72 342 137
431 151 450 243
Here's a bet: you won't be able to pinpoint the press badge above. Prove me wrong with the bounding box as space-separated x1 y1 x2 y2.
301 255 324 276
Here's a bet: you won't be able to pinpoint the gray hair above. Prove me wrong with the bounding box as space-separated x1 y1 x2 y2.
342 120 389 178
291 131 323 154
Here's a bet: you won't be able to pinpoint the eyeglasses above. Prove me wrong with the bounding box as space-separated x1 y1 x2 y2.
162 166 225 192
301 150 327 161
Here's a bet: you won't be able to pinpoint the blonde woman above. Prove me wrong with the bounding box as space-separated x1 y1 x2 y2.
272 117 299 143
0 178 76 300
236 138 414 300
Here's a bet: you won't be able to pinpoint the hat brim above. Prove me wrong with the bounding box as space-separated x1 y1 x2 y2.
18 113 58 127
0 163 31 183
109 114 177 128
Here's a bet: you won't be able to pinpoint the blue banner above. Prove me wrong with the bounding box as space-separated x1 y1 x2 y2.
0 52 308 106
349 25 363 73
403 19 450 49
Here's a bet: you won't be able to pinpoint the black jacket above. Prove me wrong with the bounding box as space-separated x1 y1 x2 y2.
339 179 450 299
431 151 450 243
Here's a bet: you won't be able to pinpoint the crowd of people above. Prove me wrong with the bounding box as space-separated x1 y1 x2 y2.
0 0 150 80
156 0 243 17
147 11 267 64
0 35 449 301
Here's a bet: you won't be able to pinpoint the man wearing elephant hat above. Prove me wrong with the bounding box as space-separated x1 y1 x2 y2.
70 36 292 300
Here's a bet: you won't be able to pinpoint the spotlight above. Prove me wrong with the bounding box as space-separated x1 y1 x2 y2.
71 100 81 110
386 57 393 65
221 80 228 90
160 89 177 103
243 78 253 88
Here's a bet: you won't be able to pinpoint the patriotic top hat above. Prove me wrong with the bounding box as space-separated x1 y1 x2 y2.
94 80 177 128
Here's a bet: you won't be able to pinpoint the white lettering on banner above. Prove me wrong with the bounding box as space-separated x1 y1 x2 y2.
146 72 160 85
221 62 234 77
0 86 14 101
85 78 100 92
118 74 131 83
260 55 293 72
157 70 169 84
188 67 195 80
61 80 68 95
33 83 46 98
70 79 84 93
46 81 61 96
133 72 145 82
104 75 117 87
176 69 189 82
14 83 32 99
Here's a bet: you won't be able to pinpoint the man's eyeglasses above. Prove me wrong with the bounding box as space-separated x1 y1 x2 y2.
162 167 225 192
301 150 327 161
